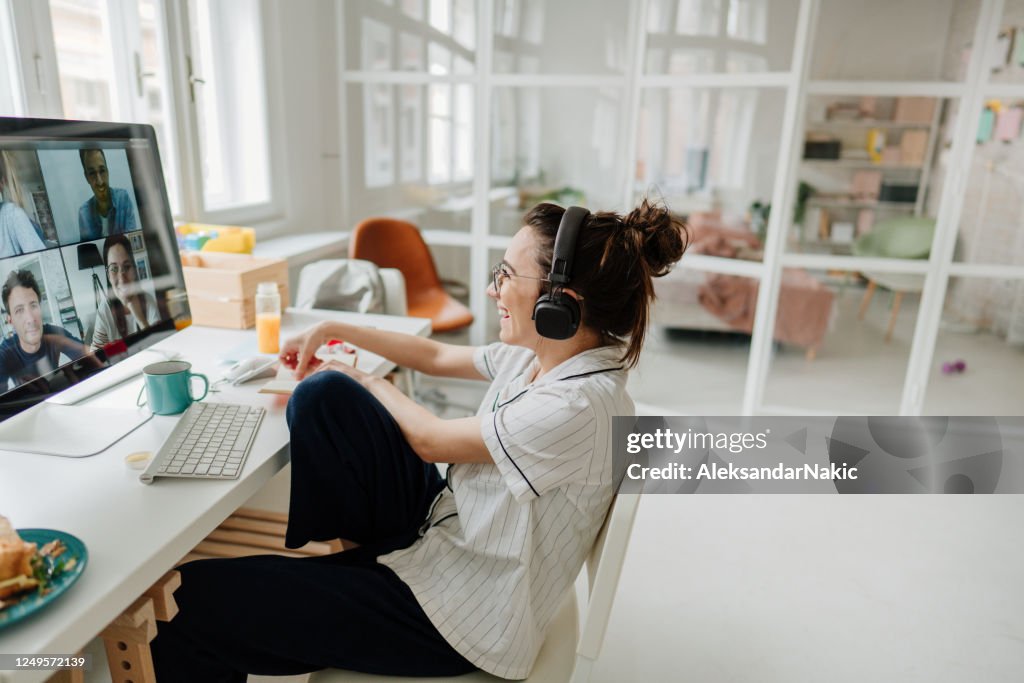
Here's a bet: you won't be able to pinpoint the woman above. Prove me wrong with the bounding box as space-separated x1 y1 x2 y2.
90 233 159 349
0 151 45 258
151 199 688 681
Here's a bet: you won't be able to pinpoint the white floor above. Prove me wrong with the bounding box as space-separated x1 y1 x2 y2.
245 497 1024 683
84 494 1024 683
633 288 1024 416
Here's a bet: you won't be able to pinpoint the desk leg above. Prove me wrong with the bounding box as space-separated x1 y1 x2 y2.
100 571 181 683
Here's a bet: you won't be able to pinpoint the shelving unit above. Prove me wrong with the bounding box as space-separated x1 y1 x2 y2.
801 158 925 170
794 94 944 254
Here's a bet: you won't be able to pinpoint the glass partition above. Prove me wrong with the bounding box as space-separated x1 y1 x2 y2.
954 93 1024 267
343 0 477 73
489 86 627 235
789 95 951 257
923 275 1024 415
811 0 980 81
345 83 475 232
636 87 787 260
761 268 922 414
492 0 631 74
644 0 800 74
638 268 758 414
988 0 1024 85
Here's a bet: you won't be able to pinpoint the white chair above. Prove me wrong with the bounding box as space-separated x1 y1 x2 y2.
308 493 641 683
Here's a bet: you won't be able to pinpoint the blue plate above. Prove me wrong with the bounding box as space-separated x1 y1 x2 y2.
0 529 88 630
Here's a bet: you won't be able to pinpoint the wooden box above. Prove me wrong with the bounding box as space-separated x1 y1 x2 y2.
181 252 288 329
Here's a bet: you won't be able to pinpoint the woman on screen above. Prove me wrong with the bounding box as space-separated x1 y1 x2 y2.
90 233 159 349
0 151 46 259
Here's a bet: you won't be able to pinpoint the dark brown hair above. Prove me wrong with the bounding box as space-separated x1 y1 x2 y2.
2 269 41 314
524 197 689 368
79 148 106 171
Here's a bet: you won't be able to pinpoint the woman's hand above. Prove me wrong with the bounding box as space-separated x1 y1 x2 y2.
280 321 334 379
311 357 375 388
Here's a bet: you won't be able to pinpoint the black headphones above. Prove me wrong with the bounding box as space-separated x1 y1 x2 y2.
532 205 589 340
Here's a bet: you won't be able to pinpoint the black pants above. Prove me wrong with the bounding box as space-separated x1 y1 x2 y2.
150 372 476 682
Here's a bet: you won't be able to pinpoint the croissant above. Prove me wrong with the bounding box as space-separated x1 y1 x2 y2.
0 516 38 599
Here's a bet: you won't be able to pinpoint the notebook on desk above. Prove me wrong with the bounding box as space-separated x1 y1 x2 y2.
257 352 357 396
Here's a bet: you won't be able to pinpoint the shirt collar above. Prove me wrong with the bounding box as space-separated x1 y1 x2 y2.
529 344 625 387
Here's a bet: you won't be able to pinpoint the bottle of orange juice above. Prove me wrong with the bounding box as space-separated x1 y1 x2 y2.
255 282 281 354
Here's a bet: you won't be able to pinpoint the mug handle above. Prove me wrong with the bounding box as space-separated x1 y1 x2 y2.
137 384 148 408
189 372 210 402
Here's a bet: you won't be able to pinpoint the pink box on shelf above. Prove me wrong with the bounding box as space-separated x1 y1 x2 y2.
857 209 875 236
852 170 883 198
881 146 902 164
900 130 929 165
996 107 1023 142
893 97 937 123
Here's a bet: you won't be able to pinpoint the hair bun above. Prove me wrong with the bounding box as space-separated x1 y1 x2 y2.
623 197 688 276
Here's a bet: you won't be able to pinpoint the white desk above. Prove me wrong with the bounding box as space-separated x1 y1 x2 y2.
0 308 430 683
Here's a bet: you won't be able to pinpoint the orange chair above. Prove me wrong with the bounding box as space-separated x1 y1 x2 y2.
349 217 473 333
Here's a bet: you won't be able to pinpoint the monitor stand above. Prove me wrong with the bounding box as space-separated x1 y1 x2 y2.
0 402 151 457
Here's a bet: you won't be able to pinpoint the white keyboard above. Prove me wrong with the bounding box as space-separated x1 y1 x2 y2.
140 402 265 484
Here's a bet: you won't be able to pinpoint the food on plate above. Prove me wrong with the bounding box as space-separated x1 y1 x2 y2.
0 516 75 610
0 516 37 601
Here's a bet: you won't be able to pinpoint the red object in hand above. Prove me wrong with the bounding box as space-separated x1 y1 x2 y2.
326 339 356 354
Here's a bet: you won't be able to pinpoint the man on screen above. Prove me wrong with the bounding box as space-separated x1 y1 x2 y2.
78 148 137 241
0 269 88 388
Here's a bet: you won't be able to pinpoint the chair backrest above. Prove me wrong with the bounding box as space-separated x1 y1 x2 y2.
852 217 936 260
349 217 444 310
576 493 641 662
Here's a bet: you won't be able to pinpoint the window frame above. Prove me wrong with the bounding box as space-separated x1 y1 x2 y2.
5 0 285 230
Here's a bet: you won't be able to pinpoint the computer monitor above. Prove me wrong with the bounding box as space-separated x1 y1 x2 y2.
0 117 189 428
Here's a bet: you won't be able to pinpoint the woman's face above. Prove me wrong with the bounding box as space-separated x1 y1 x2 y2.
106 243 138 303
486 226 548 348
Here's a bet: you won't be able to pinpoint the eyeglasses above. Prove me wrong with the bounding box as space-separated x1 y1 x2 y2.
491 264 549 292
107 261 135 276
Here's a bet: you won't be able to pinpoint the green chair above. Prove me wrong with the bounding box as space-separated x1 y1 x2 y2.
853 217 936 342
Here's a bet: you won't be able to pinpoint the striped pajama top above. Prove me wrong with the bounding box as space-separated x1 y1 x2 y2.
378 342 633 679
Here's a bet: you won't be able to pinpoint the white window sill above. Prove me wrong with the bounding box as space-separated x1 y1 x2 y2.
252 232 349 267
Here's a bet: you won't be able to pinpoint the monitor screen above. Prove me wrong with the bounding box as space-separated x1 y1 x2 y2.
0 117 189 420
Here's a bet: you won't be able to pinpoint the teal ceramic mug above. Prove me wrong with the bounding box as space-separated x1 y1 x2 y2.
137 360 209 415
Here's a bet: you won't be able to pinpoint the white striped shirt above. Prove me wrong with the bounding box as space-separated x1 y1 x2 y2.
378 343 633 679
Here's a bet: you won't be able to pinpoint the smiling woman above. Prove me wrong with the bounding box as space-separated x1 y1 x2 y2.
89 233 159 351
150 198 689 681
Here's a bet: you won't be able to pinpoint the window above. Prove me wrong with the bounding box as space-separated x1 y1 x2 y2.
427 82 474 184
0 0 24 115
47 0 181 212
8 0 273 222
136 0 181 213
187 0 271 213
49 0 118 122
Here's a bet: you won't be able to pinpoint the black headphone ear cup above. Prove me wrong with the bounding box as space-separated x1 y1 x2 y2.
532 289 581 340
